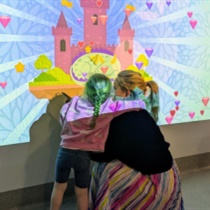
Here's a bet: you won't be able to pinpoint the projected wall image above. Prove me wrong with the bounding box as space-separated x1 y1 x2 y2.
0 0 210 146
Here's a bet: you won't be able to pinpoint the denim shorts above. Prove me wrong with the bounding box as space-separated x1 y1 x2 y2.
55 147 90 188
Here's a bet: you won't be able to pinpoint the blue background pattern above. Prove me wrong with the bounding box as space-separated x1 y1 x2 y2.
0 0 210 146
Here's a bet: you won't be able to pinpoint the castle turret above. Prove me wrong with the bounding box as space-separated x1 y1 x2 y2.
80 0 109 46
118 16 135 39
116 15 135 70
52 12 72 74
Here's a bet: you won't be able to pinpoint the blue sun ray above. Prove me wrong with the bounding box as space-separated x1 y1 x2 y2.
0 51 54 73
0 34 54 42
35 0 83 31
1 99 48 146
151 76 210 124
150 56 210 83
0 81 32 110
0 3 54 27
139 37 210 46
134 2 210 29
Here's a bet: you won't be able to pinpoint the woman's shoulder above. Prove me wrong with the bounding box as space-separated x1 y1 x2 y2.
110 109 158 132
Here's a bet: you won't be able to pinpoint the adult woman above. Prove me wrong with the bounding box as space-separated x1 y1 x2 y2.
89 70 184 210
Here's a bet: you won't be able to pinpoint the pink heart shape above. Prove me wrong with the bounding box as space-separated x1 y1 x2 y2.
165 116 173 124
108 101 122 112
0 82 7 89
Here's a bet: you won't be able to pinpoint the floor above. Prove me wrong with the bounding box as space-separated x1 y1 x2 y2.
181 168 210 210
9 168 210 210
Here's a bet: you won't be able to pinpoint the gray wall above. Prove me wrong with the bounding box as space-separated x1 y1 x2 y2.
0 95 210 193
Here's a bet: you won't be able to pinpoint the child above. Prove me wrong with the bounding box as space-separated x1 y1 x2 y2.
50 73 146 210
114 70 159 122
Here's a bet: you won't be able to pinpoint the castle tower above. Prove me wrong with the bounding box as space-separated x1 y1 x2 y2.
52 12 72 74
80 0 109 46
116 15 135 70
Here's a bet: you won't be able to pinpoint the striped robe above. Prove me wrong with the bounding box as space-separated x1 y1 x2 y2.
89 160 184 210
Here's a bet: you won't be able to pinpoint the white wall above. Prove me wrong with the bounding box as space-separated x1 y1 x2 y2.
160 120 210 158
0 96 210 193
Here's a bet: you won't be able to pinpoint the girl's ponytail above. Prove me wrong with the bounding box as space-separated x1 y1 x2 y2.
83 73 112 129
89 96 103 129
147 81 159 122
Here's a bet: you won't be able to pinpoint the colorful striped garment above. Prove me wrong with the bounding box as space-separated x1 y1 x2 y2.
89 160 184 210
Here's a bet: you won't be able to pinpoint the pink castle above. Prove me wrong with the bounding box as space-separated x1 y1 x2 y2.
52 0 135 74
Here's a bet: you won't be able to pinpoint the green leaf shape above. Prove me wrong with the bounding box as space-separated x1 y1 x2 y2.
29 81 76 86
34 72 58 82
46 67 71 82
34 54 52 71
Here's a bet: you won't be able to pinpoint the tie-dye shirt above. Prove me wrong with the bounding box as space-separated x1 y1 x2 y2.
60 96 146 152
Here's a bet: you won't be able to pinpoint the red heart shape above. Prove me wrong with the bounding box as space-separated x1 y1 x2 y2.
174 91 178 97
170 110 176 117
128 49 133 54
78 41 84 48
89 41 94 46
96 0 103 7
200 110 204 115
175 106 179 111
100 66 108 74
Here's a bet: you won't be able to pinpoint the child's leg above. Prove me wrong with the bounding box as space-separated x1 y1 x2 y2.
73 151 91 210
50 182 68 210
75 186 89 210
50 147 72 210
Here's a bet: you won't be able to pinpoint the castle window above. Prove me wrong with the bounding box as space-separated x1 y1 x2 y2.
92 14 98 25
60 39 66 51
124 41 129 51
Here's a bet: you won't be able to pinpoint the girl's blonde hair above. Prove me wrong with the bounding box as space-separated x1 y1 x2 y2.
114 70 159 122
147 80 159 94
147 80 159 122
83 73 112 129
114 70 147 92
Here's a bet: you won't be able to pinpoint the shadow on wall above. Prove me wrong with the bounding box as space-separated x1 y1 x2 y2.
23 95 67 204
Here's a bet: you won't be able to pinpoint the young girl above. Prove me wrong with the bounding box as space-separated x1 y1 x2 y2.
50 73 146 210
114 70 159 122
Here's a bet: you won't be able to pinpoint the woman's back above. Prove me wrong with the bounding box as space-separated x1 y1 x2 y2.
91 109 173 174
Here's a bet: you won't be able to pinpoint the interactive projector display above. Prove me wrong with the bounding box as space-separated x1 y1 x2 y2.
0 0 210 146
